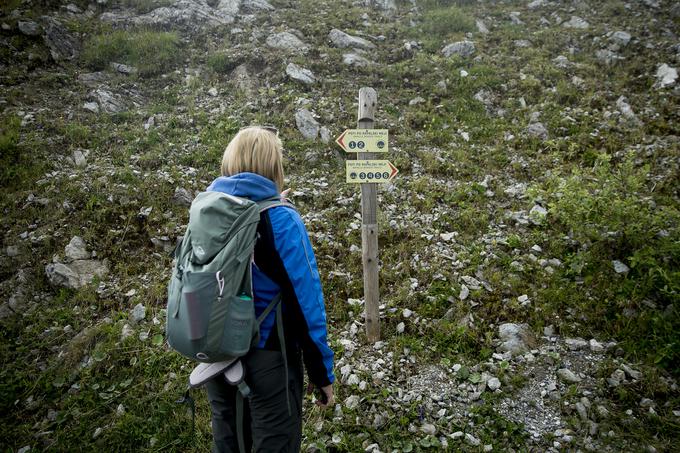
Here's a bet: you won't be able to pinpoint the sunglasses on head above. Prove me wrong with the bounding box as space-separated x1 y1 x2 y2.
242 125 279 136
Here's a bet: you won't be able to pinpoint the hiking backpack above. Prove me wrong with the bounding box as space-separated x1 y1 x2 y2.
166 191 287 364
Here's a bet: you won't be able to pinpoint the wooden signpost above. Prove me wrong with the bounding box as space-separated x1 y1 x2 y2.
336 88 398 343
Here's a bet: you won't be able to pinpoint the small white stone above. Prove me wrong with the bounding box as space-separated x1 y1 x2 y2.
589 339 604 352
557 368 582 383
420 423 437 435
487 377 501 391
344 395 360 410
403 308 413 318
396 322 405 334
612 260 630 274
130 303 146 323
465 433 481 446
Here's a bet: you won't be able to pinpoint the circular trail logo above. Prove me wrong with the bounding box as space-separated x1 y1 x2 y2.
377 140 385 149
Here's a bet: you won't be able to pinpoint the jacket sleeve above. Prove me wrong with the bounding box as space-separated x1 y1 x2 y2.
261 207 335 387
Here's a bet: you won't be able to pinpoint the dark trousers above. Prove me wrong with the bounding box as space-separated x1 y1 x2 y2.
205 348 304 453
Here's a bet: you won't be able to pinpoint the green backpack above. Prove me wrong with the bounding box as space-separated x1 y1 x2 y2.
166 191 285 363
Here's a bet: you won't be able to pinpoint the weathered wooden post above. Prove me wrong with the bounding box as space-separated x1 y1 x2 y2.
336 88 398 343
357 87 380 342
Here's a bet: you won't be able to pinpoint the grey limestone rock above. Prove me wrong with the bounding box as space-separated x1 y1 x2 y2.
42 16 80 61
102 0 235 28
612 260 630 274
328 28 375 50
266 32 309 53
83 102 99 113
563 16 589 29
18 20 41 36
498 323 534 355
611 31 632 47
655 64 677 89
285 63 315 85
111 62 137 75
295 109 319 140
89 89 126 114
130 303 146 323
442 41 475 58
342 53 372 67
239 0 274 13
526 122 548 140
65 236 90 260
46 260 109 289
73 149 87 167
173 187 194 206
557 368 582 384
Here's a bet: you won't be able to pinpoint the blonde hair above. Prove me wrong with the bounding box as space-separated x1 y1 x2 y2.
220 127 284 191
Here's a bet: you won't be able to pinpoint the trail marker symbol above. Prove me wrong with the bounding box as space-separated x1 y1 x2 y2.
346 160 398 183
336 129 389 153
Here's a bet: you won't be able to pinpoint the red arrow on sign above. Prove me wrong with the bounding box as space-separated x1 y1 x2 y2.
335 130 348 151
388 162 398 179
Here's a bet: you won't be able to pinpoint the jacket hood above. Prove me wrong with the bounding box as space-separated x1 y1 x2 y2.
207 173 279 201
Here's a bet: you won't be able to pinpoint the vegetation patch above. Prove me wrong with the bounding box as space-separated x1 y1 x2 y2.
81 29 183 77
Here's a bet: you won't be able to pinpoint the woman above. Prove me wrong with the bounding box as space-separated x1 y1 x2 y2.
204 126 335 452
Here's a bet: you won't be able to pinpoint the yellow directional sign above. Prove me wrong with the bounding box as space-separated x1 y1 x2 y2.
336 129 389 153
346 160 398 183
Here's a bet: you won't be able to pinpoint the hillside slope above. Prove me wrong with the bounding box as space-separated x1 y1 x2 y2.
1 0 679 451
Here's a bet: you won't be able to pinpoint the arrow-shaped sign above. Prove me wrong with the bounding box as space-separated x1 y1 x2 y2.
346 160 398 184
336 129 389 153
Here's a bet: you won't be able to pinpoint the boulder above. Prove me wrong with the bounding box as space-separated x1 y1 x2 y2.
328 29 375 50
266 32 309 53
442 41 475 58
102 0 235 28
65 236 90 260
611 31 632 47
285 63 315 85
173 187 194 206
526 122 548 140
18 20 41 36
563 16 589 29
41 16 80 61
239 0 274 13
498 323 534 355
295 109 319 140
655 64 678 89
46 260 108 289
342 53 372 67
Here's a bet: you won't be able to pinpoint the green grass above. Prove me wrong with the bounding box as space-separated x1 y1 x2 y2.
81 29 183 77
2 0 680 450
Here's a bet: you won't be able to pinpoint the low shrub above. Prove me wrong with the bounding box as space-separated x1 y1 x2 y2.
419 6 475 38
81 29 182 77
535 154 680 375
206 52 242 74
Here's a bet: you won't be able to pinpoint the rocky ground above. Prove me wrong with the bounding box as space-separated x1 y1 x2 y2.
1 0 679 452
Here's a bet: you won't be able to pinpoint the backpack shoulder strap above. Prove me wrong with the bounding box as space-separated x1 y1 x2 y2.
256 196 297 214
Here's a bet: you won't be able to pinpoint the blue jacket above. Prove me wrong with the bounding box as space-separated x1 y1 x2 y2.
207 173 335 387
